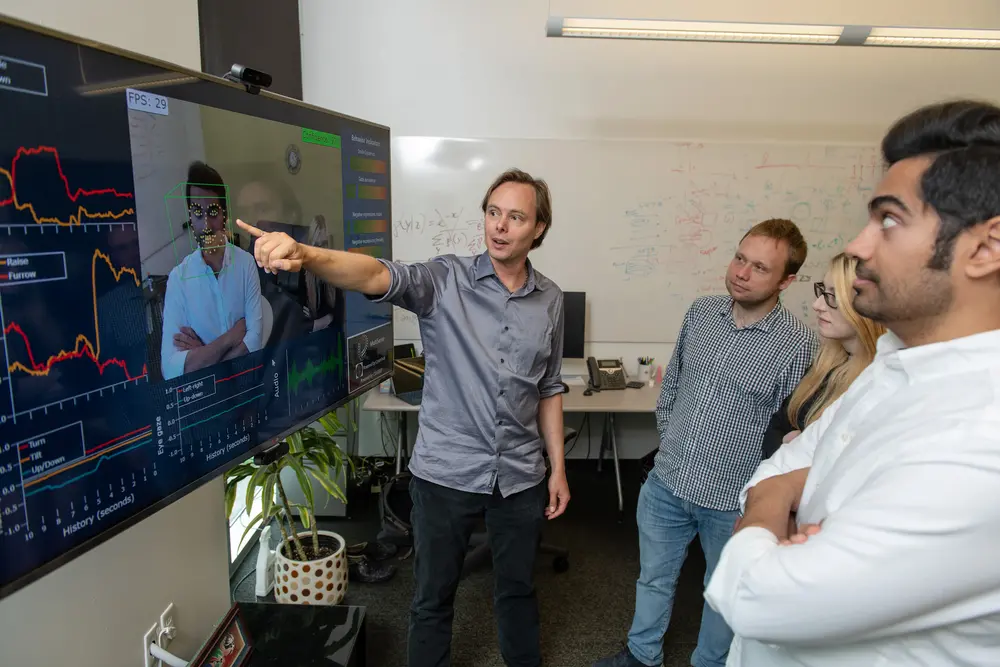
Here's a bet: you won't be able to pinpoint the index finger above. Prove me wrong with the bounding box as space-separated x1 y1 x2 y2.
235 218 265 238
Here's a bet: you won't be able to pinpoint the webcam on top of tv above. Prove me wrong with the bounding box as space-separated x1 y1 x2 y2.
222 64 272 95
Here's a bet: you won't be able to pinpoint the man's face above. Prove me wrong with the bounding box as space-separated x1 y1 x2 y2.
725 234 795 307
484 182 545 264
844 156 953 326
236 181 285 226
188 185 228 250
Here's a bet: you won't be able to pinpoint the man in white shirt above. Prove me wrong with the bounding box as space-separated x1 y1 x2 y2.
704 100 1000 666
160 161 263 380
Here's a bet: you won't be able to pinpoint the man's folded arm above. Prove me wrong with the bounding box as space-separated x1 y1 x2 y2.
737 392 844 512
705 445 1000 646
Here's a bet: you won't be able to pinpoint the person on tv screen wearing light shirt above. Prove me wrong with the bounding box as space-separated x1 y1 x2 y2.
159 161 264 380
705 99 1000 666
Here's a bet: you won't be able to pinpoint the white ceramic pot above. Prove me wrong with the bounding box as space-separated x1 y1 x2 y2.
273 530 348 605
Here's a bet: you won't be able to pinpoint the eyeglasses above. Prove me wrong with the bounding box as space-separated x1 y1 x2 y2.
814 282 838 309
188 202 226 220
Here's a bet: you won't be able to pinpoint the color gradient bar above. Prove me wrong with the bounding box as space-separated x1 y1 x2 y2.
348 246 383 258
345 184 388 200
350 219 388 234
350 156 387 174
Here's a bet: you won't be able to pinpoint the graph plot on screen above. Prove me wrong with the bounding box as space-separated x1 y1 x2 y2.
0 145 135 228
0 232 148 419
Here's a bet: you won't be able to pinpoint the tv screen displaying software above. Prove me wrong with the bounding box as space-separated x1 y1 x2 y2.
0 16 394 599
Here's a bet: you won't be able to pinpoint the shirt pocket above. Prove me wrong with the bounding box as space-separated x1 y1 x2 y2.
511 317 553 378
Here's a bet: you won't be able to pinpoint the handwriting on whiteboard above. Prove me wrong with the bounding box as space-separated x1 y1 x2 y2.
609 149 874 282
393 208 484 259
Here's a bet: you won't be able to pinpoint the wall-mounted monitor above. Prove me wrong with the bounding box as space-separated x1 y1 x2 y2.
0 15 394 599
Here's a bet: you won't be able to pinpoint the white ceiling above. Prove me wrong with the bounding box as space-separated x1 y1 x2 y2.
300 0 1000 141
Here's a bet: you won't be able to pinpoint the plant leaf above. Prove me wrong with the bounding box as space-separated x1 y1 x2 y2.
290 502 312 530
261 472 276 522
286 454 315 509
245 465 268 512
309 466 347 504
286 431 304 454
238 510 264 547
224 479 239 518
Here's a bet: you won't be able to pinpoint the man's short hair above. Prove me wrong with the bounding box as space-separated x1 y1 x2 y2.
741 218 808 276
882 100 1000 270
480 168 553 249
185 160 228 203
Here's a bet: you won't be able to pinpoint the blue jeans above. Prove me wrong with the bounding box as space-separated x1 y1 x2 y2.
627 474 739 667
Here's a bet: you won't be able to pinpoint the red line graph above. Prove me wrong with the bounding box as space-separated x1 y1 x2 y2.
84 425 151 456
0 146 135 226
4 249 147 380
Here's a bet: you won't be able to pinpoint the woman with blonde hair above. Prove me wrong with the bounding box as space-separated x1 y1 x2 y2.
761 252 886 458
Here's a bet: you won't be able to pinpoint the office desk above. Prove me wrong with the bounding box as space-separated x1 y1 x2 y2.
362 383 660 517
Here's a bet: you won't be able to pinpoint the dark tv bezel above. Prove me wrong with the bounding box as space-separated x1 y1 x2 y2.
0 14 394 600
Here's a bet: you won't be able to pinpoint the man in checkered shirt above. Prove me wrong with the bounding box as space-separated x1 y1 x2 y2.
595 219 818 667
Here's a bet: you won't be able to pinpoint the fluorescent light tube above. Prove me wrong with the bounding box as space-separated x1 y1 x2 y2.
548 17 843 45
865 27 1000 49
547 17 1000 49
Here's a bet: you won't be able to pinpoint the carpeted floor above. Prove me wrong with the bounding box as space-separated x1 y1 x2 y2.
232 459 710 666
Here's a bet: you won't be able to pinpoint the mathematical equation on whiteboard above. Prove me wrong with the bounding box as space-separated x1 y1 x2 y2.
610 148 878 283
392 208 484 259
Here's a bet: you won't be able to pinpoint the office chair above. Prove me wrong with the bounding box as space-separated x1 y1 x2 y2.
460 426 575 579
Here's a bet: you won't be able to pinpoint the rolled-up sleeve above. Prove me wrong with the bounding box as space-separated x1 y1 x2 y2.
366 257 450 318
538 290 565 398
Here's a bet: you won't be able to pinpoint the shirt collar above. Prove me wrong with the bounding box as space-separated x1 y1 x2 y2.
473 252 542 293
720 296 783 332
877 328 1000 382
194 243 232 273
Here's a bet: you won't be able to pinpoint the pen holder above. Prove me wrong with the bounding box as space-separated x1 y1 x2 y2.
636 364 653 384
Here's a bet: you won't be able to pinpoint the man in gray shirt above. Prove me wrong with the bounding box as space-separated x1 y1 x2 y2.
237 168 570 667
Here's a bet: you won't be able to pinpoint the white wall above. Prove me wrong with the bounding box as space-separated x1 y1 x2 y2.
0 4 233 667
301 0 1000 459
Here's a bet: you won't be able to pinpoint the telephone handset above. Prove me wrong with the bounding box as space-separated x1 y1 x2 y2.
586 356 627 391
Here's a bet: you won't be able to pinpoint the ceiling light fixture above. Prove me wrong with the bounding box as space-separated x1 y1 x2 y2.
545 17 1000 50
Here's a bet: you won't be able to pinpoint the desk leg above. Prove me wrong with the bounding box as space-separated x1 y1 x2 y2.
609 413 623 520
597 414 609 472
395 412 408 475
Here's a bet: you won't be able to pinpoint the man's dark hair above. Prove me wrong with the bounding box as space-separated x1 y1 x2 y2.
185 160 228 203
882 100 1000 270
480 168 553 249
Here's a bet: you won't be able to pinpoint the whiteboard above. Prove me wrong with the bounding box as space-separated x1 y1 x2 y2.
389 137 880 344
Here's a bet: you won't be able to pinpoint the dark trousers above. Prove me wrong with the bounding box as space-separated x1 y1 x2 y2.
408 475 546 667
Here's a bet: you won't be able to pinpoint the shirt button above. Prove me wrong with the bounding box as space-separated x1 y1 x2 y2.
499 389 505 396
504 326 509 331
500 358 504 364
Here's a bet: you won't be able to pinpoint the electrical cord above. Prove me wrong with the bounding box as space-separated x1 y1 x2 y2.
149 641 189 667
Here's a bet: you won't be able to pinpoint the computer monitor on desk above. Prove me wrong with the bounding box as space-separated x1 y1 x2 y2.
562 292 585 359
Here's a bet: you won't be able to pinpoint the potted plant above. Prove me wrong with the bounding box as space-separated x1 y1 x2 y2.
225 411 354 605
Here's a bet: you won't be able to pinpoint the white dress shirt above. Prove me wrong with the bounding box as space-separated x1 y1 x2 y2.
704 328 1000 666
160 243 263 380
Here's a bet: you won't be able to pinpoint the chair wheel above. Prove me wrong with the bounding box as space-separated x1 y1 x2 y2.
552 556 569 573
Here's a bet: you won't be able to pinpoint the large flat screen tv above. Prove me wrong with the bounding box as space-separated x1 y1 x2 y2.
0 15 394 599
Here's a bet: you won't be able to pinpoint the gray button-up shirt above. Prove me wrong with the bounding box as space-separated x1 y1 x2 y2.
371 252 565 497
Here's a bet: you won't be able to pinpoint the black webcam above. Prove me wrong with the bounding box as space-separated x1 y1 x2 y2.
222 64 272 95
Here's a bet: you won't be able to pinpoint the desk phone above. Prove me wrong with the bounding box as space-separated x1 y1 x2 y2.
587 356 627 390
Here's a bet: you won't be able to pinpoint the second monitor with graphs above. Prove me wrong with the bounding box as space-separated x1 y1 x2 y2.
0 16 393 599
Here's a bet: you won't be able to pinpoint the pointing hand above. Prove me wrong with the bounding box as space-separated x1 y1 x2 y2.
236 219 306 273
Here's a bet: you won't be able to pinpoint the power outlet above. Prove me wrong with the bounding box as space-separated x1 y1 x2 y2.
142 623 159 667
158 602 177 649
